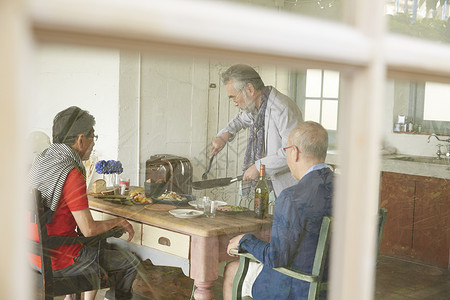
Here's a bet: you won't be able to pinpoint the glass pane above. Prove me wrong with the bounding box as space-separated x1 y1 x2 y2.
223 0 342 21
306 69 322 97
305 99 321 122
323 70 340 98
386 0 450 44
321 100 338 130
424 82 450 121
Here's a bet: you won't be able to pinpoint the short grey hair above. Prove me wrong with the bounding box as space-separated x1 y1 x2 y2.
52 106 96 146
290 121 328 161
221 64 265 92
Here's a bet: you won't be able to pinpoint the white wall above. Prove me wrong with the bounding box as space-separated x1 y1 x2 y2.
138 54 210 184
30 43 120 163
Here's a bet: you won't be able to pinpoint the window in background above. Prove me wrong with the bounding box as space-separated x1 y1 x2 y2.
304 69 339 130
394 80 450 135
424 82 450 121
291 69 340 148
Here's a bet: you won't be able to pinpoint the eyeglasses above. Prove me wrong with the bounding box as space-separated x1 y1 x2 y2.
283 145 295 151
87 133 98 142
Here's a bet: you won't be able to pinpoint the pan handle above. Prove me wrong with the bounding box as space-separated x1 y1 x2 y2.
230 175 243 183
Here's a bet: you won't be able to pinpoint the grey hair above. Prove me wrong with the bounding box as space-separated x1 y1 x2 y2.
290 121 328 161
52 106 96 146
221 64 265 92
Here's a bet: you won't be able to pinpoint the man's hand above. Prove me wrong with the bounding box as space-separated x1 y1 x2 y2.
227 234 245 257
117 218 135 242
243 164 259 181
210 132 232 157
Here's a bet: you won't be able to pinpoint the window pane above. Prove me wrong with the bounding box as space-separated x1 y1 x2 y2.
321 100 338 130
323 70 340 98
224 0 342 21
424 82 450 121
305 99 321 122
306 69 322 97
386 0 450 44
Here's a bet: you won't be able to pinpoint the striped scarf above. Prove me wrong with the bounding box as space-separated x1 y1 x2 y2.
241 86 273 197
29 143 86 217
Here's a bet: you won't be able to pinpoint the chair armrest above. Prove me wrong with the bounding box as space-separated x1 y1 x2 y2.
230 249 259 261
47 227 125 249
229 249 318 283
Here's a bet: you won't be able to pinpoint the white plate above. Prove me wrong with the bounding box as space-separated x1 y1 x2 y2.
188 200 227 209
169 209 204 218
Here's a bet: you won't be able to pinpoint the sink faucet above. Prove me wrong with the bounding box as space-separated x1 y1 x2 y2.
428 134 450 159
428 133 450 143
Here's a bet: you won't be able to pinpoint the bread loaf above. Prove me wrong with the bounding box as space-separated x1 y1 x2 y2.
93 179 106 193
101 190 115 195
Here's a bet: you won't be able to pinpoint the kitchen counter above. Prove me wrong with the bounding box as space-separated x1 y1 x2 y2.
326 151 450 180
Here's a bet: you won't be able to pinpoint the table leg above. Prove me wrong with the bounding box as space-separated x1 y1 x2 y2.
190 235 219 300
193 280 215 300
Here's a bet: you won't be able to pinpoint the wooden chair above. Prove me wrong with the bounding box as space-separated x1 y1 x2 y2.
231 216 332 300
29 189 125 300
231 208 388 300
377 208 388 259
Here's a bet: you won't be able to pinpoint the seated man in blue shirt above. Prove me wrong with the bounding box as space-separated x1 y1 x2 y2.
223 121 333 300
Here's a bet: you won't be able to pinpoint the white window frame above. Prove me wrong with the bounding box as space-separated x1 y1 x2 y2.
291 69 340 148
4 0 450 299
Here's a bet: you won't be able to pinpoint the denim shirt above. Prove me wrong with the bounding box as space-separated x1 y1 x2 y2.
238 167 334 299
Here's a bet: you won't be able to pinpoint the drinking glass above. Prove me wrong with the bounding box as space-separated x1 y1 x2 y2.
203 197 216 218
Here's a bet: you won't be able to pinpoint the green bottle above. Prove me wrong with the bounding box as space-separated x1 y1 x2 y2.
254 164 269 219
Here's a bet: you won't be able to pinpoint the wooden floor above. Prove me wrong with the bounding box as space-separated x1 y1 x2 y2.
39 255 449 300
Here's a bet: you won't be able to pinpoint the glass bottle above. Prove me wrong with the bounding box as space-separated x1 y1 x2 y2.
254 164 269 219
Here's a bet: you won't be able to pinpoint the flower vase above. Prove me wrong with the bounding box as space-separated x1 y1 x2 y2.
103 173 118 188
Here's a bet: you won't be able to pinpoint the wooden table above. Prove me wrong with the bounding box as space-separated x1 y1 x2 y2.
88 196 272 300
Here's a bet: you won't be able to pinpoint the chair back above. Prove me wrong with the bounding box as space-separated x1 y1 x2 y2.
271 216 332 300
310 216 332 279
377 208 388 258
30 189 57 299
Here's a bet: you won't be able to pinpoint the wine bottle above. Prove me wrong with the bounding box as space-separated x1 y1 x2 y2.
254 164 269 219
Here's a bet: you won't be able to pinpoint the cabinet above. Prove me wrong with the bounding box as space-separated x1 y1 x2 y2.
379 172 449 268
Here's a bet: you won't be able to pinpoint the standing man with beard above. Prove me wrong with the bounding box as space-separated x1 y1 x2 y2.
210 64 303 198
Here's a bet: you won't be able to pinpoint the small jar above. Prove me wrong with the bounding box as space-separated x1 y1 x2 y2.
400 124 407 132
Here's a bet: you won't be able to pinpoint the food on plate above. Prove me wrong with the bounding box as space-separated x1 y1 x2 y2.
93 179 106 193
157 191 187 201
129 191 152 204
216 205 248 212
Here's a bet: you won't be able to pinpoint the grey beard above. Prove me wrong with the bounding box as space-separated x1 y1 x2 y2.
242 97 257 114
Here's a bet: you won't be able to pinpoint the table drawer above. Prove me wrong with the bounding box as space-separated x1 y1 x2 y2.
142 225 190 259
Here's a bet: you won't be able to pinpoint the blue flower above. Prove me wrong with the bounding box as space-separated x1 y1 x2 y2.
95 160 123 174
95 160 107 174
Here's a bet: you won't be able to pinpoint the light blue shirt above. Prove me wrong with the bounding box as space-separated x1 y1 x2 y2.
304 163 328 177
